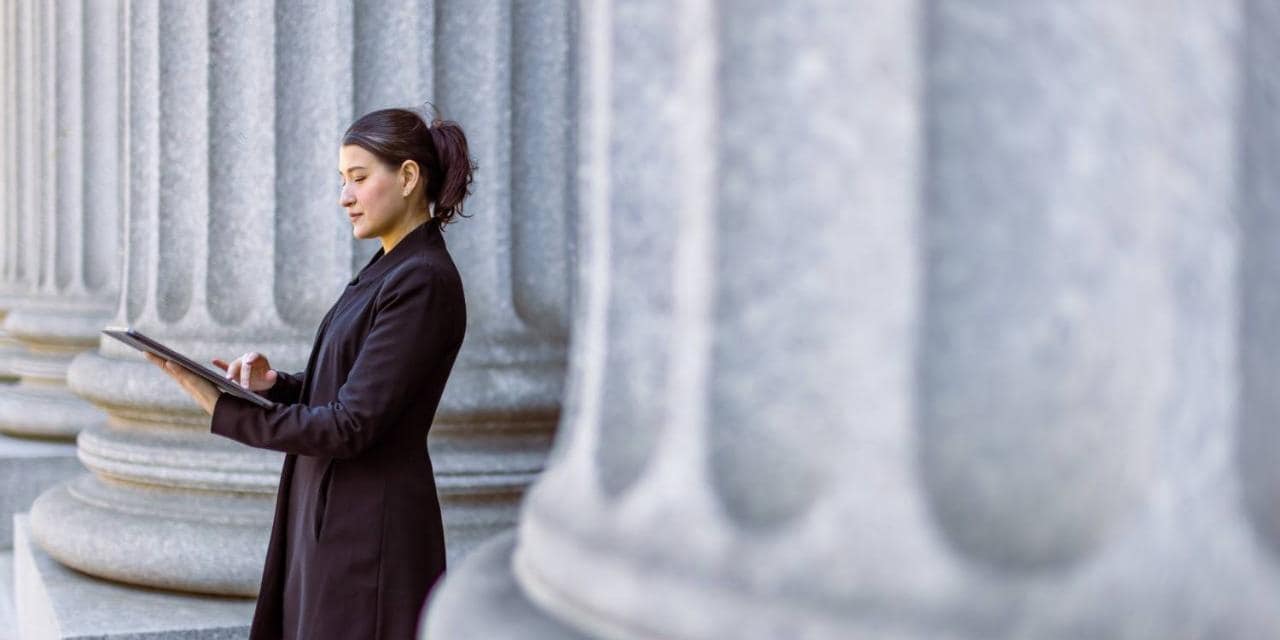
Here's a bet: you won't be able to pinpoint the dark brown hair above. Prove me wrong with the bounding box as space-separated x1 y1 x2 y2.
341 103 477 227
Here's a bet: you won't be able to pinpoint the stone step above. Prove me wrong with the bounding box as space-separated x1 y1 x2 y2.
13 514 255 639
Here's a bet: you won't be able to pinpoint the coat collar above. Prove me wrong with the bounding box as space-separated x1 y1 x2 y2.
348 216 442 286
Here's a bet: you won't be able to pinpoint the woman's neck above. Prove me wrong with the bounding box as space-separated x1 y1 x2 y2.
379 212 432 254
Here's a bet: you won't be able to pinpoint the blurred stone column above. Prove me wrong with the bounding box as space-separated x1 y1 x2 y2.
430 0 928 635
913 3 1278 636
0 0 112 552
426 1 1280 638
1238 0 1280 617
0 0 120 438
0 0 27 383
27 0 356 596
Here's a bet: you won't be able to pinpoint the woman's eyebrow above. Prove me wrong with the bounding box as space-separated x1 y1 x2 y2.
338 166 367 174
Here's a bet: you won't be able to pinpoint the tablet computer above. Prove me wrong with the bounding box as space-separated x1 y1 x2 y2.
102 327 276 409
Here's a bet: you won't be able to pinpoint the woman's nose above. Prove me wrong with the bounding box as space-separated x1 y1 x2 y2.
339 184 355 206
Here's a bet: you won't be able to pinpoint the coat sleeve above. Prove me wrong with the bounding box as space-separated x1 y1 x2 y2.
263 370 304 405
209 267 457 458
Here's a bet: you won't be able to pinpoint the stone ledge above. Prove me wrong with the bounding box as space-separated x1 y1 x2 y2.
13 514 254 640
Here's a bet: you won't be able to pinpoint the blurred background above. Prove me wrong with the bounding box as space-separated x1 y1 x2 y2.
1 1 1279 639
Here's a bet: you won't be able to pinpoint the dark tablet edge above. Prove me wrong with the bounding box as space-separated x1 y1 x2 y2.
101 327 276 409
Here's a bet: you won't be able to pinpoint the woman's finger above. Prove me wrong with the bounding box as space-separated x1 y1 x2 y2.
211 358 229 371
163 361 182 384
226 358 241 381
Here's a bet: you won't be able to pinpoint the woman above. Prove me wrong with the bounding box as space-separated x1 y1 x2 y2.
147 105 474 639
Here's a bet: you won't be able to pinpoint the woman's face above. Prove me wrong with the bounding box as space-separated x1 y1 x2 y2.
338 144 419 241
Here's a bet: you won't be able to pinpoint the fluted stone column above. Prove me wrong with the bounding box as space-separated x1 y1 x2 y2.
0 0 121 439
26 0 355 596
426 1 1280 638
289 0 575 569
423 0 574 560
0 0 109 553
26 0 574 598
0 0 26 383
306 0 575 562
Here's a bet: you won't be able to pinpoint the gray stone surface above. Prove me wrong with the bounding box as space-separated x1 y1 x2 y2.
0 0 13 304
28 0 325 596
0 332 21 384
428 1 1280 639
1239 0 1280 568
0 304 115 442
426 0 573 559
6 0 46 307
0 433 80 550
1 550 16 640
29 480 271 597
0 0 120 442
420 532 589 640
14 514 252 640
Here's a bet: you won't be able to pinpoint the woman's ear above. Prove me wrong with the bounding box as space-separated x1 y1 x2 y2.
400 159 421 198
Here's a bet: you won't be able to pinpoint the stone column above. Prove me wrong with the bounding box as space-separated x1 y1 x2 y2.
426 1 1280 638
0 0 25 383
1238 0 1280 608
424 0 574 561
25 0 575 596
337 0 573 560
0 0 111 552
26 0 357 596
0 0 120 438
318 0 575 562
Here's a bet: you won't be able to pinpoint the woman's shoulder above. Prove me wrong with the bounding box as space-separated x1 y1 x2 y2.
376 251 463 299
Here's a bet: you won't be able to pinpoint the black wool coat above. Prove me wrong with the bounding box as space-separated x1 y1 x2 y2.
210 216 465 639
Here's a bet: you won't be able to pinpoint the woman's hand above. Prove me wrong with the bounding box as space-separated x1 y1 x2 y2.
145 352 221 416
212 352 279 392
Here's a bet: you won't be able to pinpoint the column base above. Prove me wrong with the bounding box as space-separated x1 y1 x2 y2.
0 385 106 440
0 432 81 549
13 513 254 640
0 332 21 383
27 476 272 596
438 488 526 568
421 530 593 640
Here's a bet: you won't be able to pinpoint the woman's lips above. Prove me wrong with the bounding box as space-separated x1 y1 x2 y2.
349 213 362 222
